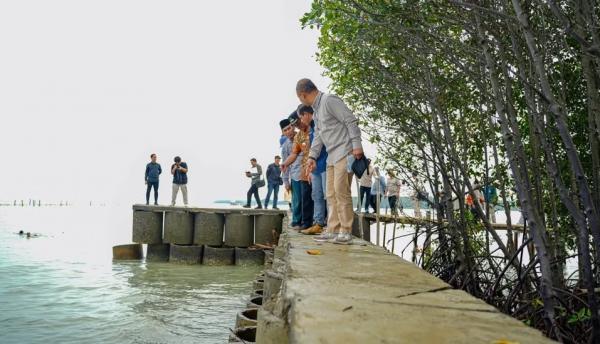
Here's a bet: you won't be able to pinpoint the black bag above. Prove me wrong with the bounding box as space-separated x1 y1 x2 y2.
257 179 266 188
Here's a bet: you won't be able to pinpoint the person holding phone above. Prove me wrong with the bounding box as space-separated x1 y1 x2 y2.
171 156 188 206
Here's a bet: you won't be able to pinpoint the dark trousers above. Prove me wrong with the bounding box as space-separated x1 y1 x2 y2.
265 184 280 208
359 186 372 212
300 181 314 228
246 184 262 208
370 194 382 213
291 180 302 226
389 195 398 213
146 181 159 204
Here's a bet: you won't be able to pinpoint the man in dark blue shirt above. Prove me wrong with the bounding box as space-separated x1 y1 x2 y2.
170 156 189 206
264 155 282 209
145 153 162 205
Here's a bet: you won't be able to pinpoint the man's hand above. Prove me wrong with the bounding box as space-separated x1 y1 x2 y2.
281 163 287 173
307 173 312 185
306 158 316 174
352 148 364 160
285 184 291 192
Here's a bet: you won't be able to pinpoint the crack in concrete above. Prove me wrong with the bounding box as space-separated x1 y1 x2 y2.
371 299 499 314
394 286 454 299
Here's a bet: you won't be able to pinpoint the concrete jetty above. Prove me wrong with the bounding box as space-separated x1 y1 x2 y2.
255 225 554 343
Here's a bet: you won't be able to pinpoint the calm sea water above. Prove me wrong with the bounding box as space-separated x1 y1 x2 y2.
0 205 261 344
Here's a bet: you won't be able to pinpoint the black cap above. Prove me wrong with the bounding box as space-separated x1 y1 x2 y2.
288 111 300 126
279 118 291 129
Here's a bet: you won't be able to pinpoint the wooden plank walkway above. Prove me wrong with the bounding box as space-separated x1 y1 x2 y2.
358 212 525 231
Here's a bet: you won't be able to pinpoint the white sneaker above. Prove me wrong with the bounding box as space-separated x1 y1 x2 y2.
331 232 353 245
314 231 337 242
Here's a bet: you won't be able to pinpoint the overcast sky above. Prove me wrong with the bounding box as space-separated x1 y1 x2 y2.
0 1 375 206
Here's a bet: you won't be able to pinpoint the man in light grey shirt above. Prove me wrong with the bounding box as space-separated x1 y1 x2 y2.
299 78 364 245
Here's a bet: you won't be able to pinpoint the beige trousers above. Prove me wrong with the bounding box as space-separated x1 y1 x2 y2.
171 183 188 205
326 156 354 233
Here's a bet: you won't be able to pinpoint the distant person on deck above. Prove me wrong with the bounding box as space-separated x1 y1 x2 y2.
370 166 387 214
411 172 423 218
298 78 364 245
244 158 264 209
145 153 162 205
387 170 402 216
264 156 282 209
171 156 189 206
359 160 374 213
483 182 498 223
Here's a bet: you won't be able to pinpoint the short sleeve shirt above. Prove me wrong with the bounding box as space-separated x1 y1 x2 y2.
292 127 311 181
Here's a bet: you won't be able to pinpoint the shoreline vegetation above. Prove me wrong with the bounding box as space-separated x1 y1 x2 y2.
302 1 600 343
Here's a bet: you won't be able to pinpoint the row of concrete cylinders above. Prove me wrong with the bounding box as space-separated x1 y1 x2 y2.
112 243 267 265
132 211 284 247
229 273 267 343
229 250 283 343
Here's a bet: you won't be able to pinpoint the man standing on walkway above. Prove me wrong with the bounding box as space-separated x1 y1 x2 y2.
370 166 387 214
281 112 314 230
298 78 363 245
264 156 282 209
280 118 303 228
359 160 374 213
297 105 328 235
411 171 423 218
386 170 402 216
145 153 162 205
171 156 189 206
244 158 263 209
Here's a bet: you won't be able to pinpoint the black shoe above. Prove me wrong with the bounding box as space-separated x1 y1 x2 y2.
243 205 251 208
273 207 279 210
255 206 263 209
145 202 149 205
154 202 158 206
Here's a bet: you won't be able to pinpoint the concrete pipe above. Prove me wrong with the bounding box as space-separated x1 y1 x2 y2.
146 243 170 262
202 246 235 266
235 248 265 266
252 281 265 289
169 244 203 264
264 250 274 267
113 244 143 260
256 308 288 344
254 214 283 245
193 212 224 246
164 211 194 244
247 296 263 309
228 326 256 343
263 271 283 301
235 308 258 328
132 211 163 244
252 279 264 291
224 214 254 247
